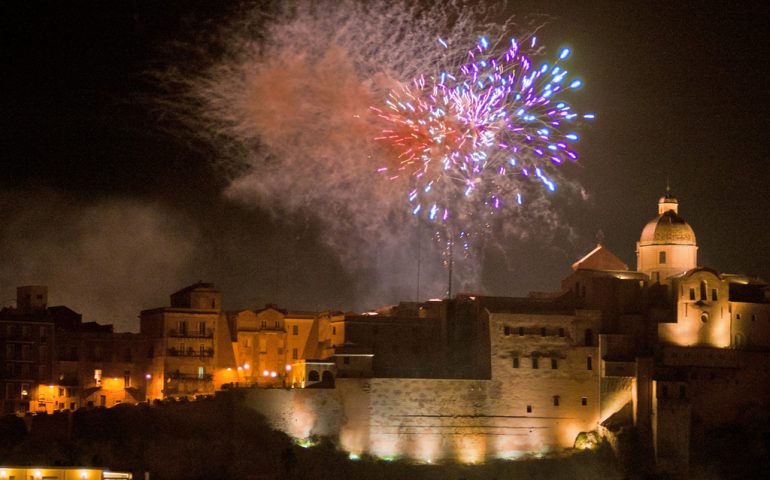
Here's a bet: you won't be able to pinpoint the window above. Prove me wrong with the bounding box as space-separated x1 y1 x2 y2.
308 370 320 382
292 325 299 335
587 356 593 370
689 288 696 300
332 326 337 335
581 397 587 406
540 327 546 337
200 345 206 357
526 404 532 413
700 281 707 301
532 357 539 369
58 387 64 397
558 328 565 337
199 321 206 335
518 327 525 336
503 326 511 336
736 313 741 320
198 367 206 379
292 348 298 360
553 395 560 406
712 289 718 301
124 371 131 388
94 369 102 387
551 358 558 369
343 356 350 365
752 314 757 322
178 321 188 335
512 357 519 368
584 329 593 347
659 251 666 264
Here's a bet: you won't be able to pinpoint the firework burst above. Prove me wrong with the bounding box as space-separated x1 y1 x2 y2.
372 35 593 226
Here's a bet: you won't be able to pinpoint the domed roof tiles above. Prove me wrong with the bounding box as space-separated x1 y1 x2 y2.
640 210 696 246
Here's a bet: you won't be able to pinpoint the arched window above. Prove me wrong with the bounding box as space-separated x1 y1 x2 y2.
322 371 334 383
700 280 707 301
584 329 594 347
308 370 320 382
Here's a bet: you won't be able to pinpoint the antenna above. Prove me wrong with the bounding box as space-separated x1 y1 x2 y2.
446 236 454 299
416 221 421 302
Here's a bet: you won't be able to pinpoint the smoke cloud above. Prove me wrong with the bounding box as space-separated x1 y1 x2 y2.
0 190 198 331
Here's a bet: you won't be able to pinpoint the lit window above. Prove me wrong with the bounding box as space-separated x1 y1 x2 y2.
659 251 666 264
198 367 206 379
94 369 102 387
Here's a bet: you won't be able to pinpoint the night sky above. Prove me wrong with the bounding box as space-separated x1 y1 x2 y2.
2 1 768 331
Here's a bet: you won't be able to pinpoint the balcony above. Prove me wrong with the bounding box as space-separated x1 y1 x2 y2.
167 347 214 358
168 329 214 339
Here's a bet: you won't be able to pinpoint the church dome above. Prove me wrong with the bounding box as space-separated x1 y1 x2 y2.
639 210 696 246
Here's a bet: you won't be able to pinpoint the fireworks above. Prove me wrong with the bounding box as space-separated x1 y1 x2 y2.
163 1 591 299
372 35 593 223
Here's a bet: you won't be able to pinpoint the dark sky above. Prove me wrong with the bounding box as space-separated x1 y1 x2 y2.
1 1 768 331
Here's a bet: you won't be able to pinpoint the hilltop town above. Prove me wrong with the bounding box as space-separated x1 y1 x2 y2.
3 193 769 477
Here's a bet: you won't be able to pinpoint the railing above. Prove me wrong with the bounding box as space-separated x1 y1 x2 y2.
167 347 214 358
167 372 214 381
168 329 214 338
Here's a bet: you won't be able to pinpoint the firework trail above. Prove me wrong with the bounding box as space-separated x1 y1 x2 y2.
161 0 588 304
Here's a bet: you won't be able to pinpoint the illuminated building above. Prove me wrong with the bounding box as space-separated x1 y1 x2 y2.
0 466 131 479
1 287 56 414
139 282 225 399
